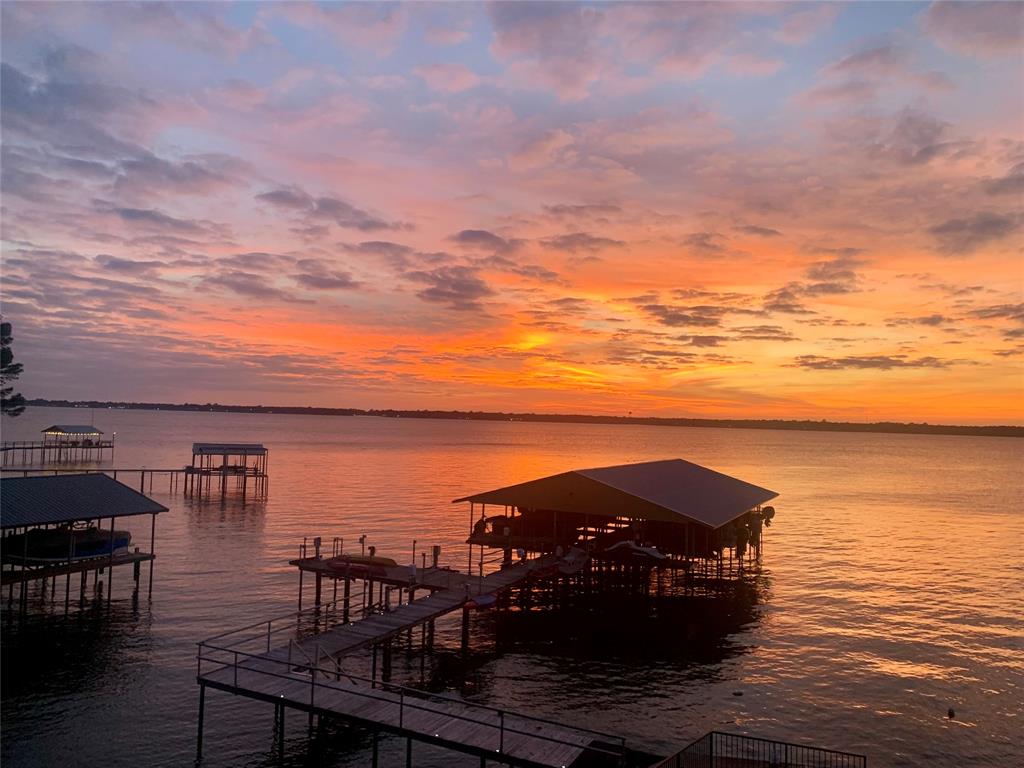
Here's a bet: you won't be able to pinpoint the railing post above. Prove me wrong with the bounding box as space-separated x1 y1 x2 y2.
267 621 272 652
233 650 238 687
499 710 504 753
399 689 404 728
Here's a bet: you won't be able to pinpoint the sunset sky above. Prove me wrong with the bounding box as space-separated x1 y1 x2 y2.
1 1 1022 423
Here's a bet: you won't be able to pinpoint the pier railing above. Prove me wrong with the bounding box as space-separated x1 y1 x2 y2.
199 598 353 655
196 640 627 762
656 731 867 768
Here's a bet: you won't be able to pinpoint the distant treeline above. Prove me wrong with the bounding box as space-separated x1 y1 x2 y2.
24 398 1023 437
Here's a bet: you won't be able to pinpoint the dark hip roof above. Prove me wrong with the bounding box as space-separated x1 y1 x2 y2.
1 474 168 529
453 458 778 529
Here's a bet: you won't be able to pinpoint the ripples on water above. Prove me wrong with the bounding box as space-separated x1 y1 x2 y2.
2 409 1022 767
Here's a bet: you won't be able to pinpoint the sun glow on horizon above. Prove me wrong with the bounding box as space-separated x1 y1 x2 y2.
0 1 1022 425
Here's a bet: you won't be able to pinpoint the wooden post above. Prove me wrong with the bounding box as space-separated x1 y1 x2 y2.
371 644 377 687
314 573 322 607
65 526 73 613
277 703 285 761
148 512 156 598
106 516 115 606
343 575 350 624
461 605 470 656
196 683 206 759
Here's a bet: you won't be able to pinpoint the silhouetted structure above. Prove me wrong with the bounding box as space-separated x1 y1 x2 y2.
460 459 778 591
193 460 801 768
1 474 167 614
1 424 115 465
185 442 268 499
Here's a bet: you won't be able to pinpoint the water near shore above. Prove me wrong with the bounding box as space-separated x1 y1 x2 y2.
2 407 1022 767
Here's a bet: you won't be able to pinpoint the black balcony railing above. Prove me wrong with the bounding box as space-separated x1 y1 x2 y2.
655 730 867 768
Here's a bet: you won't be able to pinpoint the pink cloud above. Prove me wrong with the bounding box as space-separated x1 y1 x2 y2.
414 63 481 93
775 4 841 45
921 1 1024 57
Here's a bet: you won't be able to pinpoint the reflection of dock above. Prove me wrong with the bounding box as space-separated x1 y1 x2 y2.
196 553 628 767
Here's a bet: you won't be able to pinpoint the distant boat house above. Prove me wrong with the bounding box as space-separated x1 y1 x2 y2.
186 442 268 499
8 424 118 463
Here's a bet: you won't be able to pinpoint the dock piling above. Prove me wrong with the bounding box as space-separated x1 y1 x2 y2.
196 683 206 759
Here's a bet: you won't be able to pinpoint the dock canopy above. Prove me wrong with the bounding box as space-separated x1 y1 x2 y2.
41 424 103 436
0 474 168 529
454 458 778 529
192 443 267 455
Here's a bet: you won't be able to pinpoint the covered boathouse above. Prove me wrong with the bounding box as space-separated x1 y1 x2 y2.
185 442 268 499
1 473 168 613
457 458 779 587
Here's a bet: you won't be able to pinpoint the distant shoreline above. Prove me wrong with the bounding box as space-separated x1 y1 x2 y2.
20 399 1023 438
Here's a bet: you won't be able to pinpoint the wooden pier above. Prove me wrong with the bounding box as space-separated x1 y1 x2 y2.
193 460 809 767
2 424 115 466
196 552 627 766
1 467 189 495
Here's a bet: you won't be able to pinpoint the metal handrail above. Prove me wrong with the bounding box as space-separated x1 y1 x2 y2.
196 641 625 754
201 598 346 644
655 730 867 768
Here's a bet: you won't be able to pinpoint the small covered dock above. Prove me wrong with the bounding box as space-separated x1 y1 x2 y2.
457 458 778 590
186 442 268 499
1 473 167 613
1 424 115 465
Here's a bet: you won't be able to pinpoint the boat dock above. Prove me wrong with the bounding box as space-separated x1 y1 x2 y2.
1 474 167 614
1 424 115 465
197 552 626 766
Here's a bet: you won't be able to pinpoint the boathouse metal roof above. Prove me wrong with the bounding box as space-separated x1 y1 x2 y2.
0 474 168 529
192 443 267 455
453 458 778 529
41 424 103 435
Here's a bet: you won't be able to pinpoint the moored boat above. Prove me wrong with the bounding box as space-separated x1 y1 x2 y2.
2 524 132 564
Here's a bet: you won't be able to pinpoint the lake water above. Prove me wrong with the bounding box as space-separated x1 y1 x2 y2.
2 407 1022 768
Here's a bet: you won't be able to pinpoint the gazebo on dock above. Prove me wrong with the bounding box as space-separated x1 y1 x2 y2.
456 458 778 582
39 424 115 462
186 442 268 499
1 473 168 612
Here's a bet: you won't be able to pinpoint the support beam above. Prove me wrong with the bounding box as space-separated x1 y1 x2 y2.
196 683 206 759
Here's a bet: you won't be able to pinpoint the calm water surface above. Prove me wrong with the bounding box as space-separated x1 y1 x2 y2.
2 408 1022 767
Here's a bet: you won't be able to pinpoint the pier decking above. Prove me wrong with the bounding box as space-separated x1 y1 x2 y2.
196 553 626 766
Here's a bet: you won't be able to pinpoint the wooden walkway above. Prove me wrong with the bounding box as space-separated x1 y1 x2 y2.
282 555 557 660
1 551 153 586
200 661 610 767
197 554 625 766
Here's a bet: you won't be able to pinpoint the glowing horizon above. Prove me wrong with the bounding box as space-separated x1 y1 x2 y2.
1 2 1022 425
